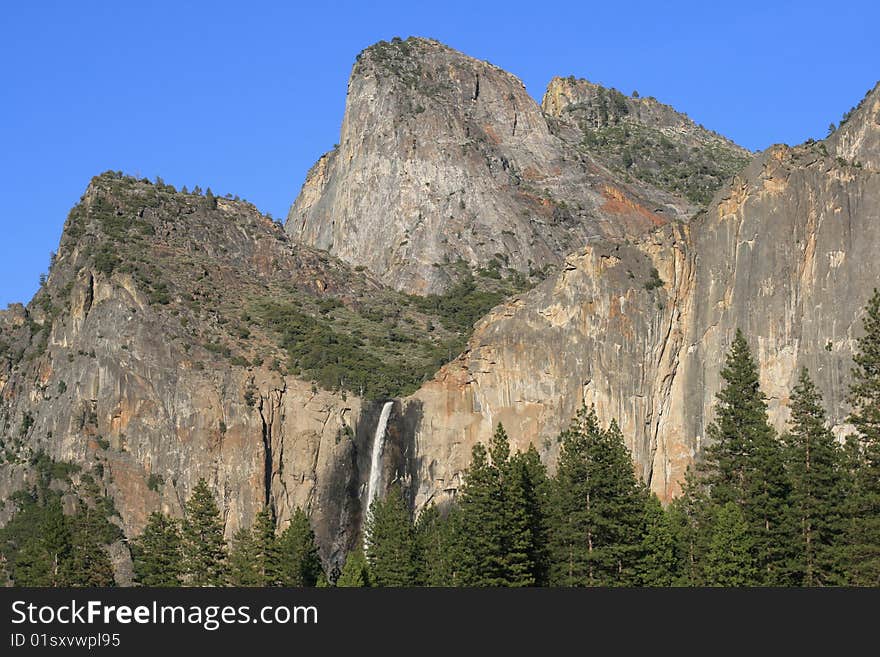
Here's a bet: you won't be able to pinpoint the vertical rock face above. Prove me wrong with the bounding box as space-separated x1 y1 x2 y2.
404 83 880 505
404 230 689 505
287 38 694 294
679 137 880 457
0 175 407 565
1 35 877 574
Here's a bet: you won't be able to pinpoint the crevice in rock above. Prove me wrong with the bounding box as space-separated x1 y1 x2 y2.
257 393 272 509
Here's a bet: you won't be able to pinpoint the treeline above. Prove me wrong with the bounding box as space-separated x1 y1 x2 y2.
346 291 880 587
130 480 324 587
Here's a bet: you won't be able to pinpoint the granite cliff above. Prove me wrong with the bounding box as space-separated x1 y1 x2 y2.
287 38 703 294
0 174 454 572
1 36 878 576
403 104 880 504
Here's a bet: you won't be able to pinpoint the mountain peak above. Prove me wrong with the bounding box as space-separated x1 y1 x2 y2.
288 40 693 294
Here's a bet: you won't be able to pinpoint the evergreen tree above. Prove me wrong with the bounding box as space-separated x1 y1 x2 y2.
511 444 551 586
336 548 371 587
489 426 535 587
277 507 322 586
59 485 121 587
251 507 281 586
638 495 679 586
228 527 259 586
414 505 459 586
365 484 418 586
783 368 846 585
62 515 115 587
701 329 794 584
13 541 56 586
668 470 714 586
181 479 227 586
456 424 535 586
704 502 757 586
5 495 73 586
131 512 183 586
0 475 121 587
548 406 648 586
845 289 880 585
548 405 597 587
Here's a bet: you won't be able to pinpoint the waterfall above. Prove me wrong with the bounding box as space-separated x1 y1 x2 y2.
365 401 394 521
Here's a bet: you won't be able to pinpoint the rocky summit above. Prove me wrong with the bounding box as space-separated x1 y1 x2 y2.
287 37 704 295
1 35 879 581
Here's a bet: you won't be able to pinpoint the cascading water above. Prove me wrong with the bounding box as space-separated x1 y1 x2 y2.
365 401 394 522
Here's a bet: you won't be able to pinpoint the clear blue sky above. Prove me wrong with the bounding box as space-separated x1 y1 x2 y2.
2 0 878 307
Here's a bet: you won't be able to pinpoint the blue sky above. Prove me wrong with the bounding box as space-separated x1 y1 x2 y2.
1 0 878 307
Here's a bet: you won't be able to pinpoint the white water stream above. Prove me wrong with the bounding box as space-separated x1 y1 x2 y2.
365 401 394 522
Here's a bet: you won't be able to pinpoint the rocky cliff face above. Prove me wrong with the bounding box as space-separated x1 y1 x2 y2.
287 38 696 294
1 37 877 575
403 83 880 504
0 174 436 569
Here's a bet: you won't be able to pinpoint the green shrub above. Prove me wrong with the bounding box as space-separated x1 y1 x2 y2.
94 244 120 275
644 267 664 291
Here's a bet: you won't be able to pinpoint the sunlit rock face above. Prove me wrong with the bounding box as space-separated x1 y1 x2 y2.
287 37 694 295
2 34 877 575
403 83 880 504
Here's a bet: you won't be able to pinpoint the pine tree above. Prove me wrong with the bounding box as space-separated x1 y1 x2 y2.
181 479 227 586
414 505 459 586
13 541 55 586
638 495 679 586
548 405 598 586
456 424 535 586
251 507 281 586
277 507 323 586
57 486 122 587
365 484 418 586
704 502 758 586
62 518 115 587
701 329 793 584
783 368 846 585
489 425 535 587
548 406 648 586
511 444 551 586
0 492 70 586
456 442 500 586
36 496 72 587
131 512 183 586
668 469 714 586
336 548 371 587
845 289 880 585
228 527 259 586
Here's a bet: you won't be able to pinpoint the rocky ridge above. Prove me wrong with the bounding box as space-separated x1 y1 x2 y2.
288 37 700 294
542 76 752 204
1 38 877 575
